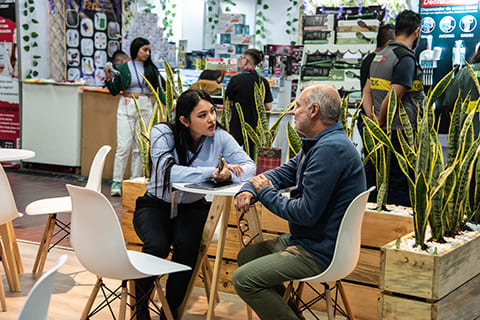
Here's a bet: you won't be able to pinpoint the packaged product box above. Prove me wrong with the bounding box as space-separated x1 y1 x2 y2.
302 14 335 31
214 44 235 56
337 19 379 32
216 23 235 34
219 13 246 25
302 30 334 44
206 57 229 71
336 31 376 44
244 25 250 34
231 34 254 45
220 33 231 44
234 44 249 54
234 24 244 34
177 53 186 68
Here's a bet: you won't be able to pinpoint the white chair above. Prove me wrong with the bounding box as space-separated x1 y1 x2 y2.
18 255 67 320
0 164 24 306
67 184 191 320
26 145 111 279
285 187 375 320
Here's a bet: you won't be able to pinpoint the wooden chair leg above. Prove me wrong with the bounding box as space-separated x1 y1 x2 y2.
337 280 355 320
154 278 174 320
81 277 102 320
0 240 13 293
0 241 6 312
32 214 56 278
7 223 23 274
128 280 137 320
324 284 334 320
0 272 6 312
118 281 128 320
0 223 20 291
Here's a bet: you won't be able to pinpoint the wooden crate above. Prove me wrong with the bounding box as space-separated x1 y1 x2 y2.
378 272 480 320
378 233 480 319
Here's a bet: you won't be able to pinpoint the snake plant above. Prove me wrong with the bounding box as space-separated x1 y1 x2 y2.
134 61 180 178
362 64 480 249
236 79 294 162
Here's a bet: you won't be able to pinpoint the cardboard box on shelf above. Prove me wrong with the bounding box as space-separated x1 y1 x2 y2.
302 30 334 44
234 24 250 35
220 33 231 44
302 14 335 31
219 13 246 25
337 19 379 32
214 44 235 56
231 34 254 45
234 44 249 54
336 31 376 44
216 23 235 34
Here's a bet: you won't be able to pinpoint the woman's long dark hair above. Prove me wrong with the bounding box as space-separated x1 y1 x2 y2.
130 37 160 92
158 89 218 196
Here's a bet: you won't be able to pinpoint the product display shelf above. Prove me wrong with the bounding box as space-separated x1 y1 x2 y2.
297 43 376 95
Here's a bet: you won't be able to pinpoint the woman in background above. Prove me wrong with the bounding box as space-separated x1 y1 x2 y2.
190 69 224 96
105 37 165 196
133 89 256 320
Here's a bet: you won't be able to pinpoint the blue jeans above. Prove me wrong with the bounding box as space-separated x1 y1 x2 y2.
233 234 326 320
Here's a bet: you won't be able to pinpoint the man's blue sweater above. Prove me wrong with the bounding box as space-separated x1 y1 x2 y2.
240 122 366 268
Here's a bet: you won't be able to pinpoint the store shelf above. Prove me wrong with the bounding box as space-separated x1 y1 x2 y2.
298 79 361 91
303 44 376 54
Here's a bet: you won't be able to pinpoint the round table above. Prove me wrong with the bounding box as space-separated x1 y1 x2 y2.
0 148 35 161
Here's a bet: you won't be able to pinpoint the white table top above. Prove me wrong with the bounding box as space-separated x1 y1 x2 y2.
0 148 35 161
172 182 245 196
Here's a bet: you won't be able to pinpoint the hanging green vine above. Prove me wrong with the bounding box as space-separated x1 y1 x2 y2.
255 0 269 45
285 0 300 45
206 0 219 45
22 0 40 78
159 0 176 41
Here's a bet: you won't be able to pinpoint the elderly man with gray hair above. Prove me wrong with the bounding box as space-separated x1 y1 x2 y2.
233 84 366 319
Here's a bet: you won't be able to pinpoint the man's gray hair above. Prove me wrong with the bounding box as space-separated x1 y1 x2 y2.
304 85 341 125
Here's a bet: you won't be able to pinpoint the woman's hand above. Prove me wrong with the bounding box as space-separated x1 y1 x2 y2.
227 164 244 177
104 65 113 82
212 158 231 183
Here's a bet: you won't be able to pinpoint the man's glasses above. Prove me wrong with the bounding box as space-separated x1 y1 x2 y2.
238 211 260 247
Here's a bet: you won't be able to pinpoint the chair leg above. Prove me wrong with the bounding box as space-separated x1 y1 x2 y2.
337 280 355 320
118 280 128 320
324 283 335 320
81 277 103 320
0 240 13 293
154 278 174 320
7 222 23 274
0 243 6 312
32 214 56 279
0 223 20 291
128 280 137 320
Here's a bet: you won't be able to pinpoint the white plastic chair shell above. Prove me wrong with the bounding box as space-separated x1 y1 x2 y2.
0 165 22 225
297 186 375 283
25 145 111 216
67 184 190 280
18 255 67 320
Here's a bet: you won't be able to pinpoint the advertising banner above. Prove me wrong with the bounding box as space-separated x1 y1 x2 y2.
0 0 19 149
65 0 121 85
418 0 480 86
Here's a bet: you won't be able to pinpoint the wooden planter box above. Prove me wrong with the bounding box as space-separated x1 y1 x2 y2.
121 180 414 319
378 232 480 320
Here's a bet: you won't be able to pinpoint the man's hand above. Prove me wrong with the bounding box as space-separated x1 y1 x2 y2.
234 191 254 213
250 174 273 193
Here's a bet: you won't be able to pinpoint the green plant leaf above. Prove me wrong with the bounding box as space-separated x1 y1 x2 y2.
395 236 401 249
32 61 38 67
31 32 39 38
22 24 29 30
286 122 302 156
263 4 269 9
23 35 30 42
29 6 34 13
32 70 38 77
24 45 30 52
32 42 38 47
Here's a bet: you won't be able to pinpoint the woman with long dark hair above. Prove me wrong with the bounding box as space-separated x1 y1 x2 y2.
133 89 256 319
105 37 166 196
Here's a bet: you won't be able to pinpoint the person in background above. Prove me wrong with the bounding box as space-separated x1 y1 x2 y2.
359 24 395 91
232 84 366 320
105 37 166 196
111 49 130 67
190 69 224 97
133 89 256 320
226 48 273 156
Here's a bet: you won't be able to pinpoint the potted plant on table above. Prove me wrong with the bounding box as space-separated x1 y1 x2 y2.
236 80 295 173
362 64 480 319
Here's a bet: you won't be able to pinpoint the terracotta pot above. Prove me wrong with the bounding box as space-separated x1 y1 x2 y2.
256 147 281 174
